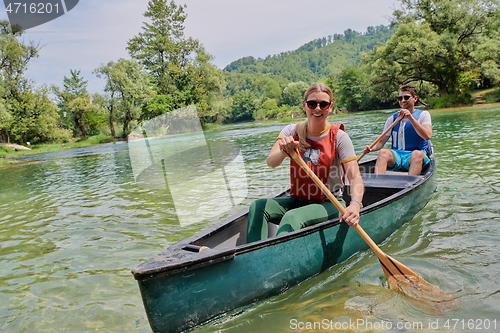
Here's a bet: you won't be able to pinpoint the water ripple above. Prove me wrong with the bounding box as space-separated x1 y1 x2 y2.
2 109 500 332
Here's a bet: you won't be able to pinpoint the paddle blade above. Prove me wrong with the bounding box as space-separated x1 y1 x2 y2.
388 275 460 315
379 255 460 315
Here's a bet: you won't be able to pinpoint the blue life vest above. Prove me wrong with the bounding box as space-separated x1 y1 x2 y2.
391 109 429 151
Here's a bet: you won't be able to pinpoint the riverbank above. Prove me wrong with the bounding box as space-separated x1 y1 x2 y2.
0 135 118 166
2 102 497 167
2 110 390 165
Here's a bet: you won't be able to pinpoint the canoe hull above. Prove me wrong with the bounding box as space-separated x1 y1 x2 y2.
135 161 436 332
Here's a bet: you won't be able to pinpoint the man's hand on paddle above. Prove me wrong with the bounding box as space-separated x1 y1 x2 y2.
362 145 374 155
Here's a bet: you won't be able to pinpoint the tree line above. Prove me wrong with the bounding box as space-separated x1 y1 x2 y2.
2 0 500 145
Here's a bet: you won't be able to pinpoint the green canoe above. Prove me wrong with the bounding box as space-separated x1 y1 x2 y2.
132 154 436 333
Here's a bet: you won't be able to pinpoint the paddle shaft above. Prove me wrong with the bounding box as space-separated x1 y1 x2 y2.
357 114 404 162
288 149 419 276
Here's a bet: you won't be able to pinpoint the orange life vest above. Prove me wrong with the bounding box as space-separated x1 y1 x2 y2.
290 124 344 202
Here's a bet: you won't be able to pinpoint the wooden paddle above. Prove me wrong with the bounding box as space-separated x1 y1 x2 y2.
357 114 404 162
287 148 423 283
285 148 423 287
283 148 458 312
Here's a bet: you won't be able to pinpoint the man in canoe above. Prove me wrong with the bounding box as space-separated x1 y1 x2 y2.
246 83 364 242
362 84 432 176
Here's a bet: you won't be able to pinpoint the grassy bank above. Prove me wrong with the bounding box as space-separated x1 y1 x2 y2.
0 135 118 166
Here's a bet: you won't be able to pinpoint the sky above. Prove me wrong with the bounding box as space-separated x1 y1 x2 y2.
1 0 398 93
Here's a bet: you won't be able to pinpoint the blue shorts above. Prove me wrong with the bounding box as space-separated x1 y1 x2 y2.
388 149 430 172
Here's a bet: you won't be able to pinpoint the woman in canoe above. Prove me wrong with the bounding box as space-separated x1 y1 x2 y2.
247 83 364 242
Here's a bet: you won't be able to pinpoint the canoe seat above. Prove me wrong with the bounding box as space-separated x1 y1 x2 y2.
361 173 423 189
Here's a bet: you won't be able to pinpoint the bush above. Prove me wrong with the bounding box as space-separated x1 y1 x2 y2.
482 89 500 103
253 104 291 120
0 145 14 157
426 94 473 109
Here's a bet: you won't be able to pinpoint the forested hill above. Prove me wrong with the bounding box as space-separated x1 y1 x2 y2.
223 25 395 83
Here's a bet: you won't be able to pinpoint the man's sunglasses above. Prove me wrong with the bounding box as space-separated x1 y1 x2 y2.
397 95 412 101
305 100 331 110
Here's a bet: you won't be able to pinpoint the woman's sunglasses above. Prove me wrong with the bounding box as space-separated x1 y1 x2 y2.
397 95 412 101
305 100 331 110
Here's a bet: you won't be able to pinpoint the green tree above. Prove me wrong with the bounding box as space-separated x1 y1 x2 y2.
53 69 89 134
94 59 155 138
142 94 173 121
344 28 361 43
261 80 282 102
282 81 309 107
127 0 222 112
229 93 257 122
0 20 40 142
0 81 10 142
8 86 71 144
224 73 288 104
187 49 224 119
0 21 39 97
66 95 105 137
92 92 118 137
365 0 500 97
203 94 230 123
473 29 500 85
254 98 290 120
335 66 370 111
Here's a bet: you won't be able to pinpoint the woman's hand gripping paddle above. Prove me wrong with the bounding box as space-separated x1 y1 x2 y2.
357 114 404 162
284 148 459 314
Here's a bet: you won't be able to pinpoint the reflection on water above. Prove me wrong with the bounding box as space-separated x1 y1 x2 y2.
1 106 500 332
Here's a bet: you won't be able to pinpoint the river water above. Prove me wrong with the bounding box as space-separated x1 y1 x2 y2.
1 105 500 332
